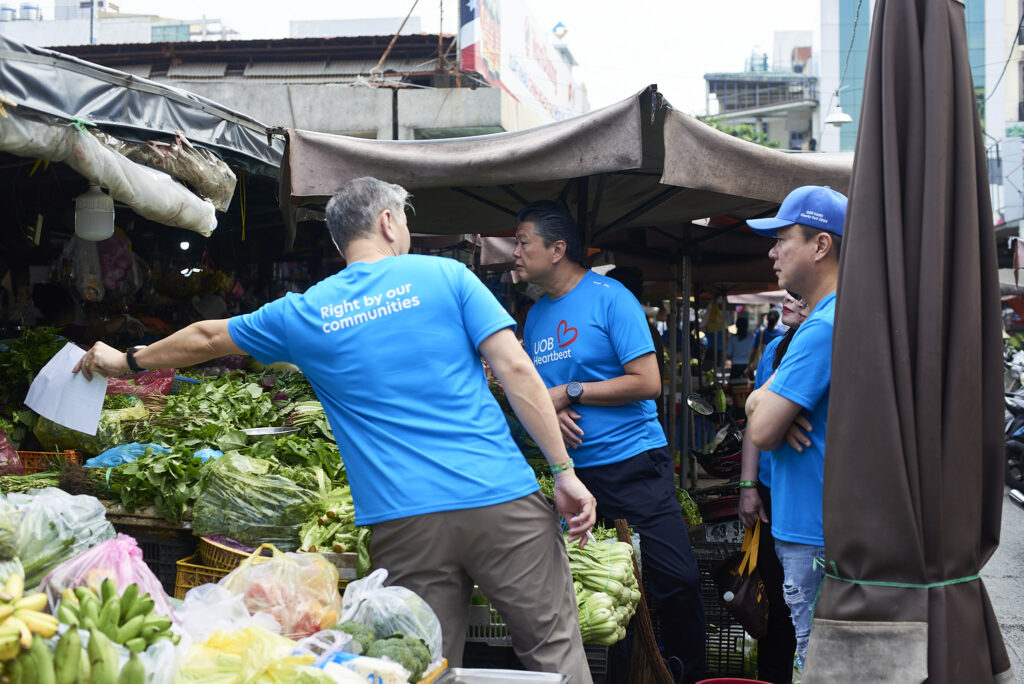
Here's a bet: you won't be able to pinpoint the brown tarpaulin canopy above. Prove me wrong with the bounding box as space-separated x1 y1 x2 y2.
280 86 852 293
803 0 1012 681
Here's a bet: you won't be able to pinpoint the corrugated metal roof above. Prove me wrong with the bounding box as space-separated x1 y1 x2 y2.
118 64 152 78
244 61 328 77
243 57 436 79
166 62 227 78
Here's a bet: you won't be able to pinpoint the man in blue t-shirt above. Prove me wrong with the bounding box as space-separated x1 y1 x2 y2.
514 201 706 683
73 178 598 680
744 185 847 669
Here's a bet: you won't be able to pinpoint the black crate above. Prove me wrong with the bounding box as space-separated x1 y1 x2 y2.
462 643 608 684
126 530 197 596
641 539 746 677
692 540 746 677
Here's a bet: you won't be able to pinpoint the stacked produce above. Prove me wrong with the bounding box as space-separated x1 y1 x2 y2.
56 579 177 653
298 486 372 577
335 623 431 681
566 538 641 645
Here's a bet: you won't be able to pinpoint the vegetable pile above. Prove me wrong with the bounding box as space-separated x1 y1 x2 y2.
566 538 641 645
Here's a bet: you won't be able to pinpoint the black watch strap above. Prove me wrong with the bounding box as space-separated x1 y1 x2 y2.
126 347 141 373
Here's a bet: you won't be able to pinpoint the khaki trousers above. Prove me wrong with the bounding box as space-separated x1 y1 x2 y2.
370 491 593 683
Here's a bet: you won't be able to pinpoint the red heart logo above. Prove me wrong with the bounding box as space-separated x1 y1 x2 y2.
557 320 577 348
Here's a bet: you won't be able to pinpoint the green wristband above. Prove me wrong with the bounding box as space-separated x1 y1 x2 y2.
550 459 575 475
738 480 758 489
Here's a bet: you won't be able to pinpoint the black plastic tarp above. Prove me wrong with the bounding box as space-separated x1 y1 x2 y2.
0 35 282 175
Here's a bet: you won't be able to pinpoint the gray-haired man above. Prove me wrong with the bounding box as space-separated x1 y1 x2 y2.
75 177 597 678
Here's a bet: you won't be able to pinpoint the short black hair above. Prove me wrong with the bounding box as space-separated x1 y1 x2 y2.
516 201 583 265
798 224 842 259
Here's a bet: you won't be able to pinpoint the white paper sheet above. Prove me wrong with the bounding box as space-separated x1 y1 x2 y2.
24 342 106 436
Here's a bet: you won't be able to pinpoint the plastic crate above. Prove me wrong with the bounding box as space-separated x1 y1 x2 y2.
131 531 197 596
692 540 746 677
16 449 81 474
175 553 229 599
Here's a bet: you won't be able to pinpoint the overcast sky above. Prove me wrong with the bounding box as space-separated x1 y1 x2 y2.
43 0 820 114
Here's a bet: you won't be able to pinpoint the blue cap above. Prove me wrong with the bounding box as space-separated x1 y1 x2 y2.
747 185 848 237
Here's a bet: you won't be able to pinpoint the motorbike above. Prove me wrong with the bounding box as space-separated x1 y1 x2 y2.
1004 349 1024 493
686 393 743 479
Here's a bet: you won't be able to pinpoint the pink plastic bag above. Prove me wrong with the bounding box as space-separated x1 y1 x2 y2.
106 369 176 397
0 430 25 476
39 534 174 617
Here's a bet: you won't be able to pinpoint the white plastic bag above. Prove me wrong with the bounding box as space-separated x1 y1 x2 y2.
339 568 442 661
176 583 280 645
66 236 104 302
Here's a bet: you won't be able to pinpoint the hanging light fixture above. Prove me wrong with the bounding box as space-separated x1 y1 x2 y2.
825 104 853 127
74 184 114 241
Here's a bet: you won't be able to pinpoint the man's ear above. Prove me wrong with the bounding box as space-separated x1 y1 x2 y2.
814 232 834 262
379 209 397 243
550 239 567 265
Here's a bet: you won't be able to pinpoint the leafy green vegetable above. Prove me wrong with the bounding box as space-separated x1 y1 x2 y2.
102 447 210 522
128 375 284 449
247 435 343 480
0 328 66 414
192 452 322 550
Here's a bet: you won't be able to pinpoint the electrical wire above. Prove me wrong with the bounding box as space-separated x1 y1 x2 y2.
984 10 1024 102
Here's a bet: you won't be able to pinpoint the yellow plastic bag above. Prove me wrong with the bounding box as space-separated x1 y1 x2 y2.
175 626 334 684
219 544 343 639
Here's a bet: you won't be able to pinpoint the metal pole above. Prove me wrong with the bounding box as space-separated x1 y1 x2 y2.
679 255 692 490
668 265 678 457
89 0 95 45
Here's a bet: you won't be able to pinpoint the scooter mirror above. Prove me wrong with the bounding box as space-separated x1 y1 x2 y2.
687 394 714 416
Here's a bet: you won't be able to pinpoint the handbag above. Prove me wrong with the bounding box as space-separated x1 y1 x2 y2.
710 520 770 639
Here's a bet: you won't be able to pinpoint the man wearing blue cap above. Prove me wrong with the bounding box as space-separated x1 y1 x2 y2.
743 185 847 669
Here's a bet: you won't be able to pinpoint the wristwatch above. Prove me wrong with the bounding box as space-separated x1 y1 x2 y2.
566 381 584 405
125 346 143 373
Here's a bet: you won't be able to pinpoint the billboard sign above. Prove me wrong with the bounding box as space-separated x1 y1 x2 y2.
459 0 587 122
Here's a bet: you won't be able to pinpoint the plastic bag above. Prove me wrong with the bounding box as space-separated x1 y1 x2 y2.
219 544 343 640
176 584 281 645
106 369 176 397
7 488 115 588
0 558 23 586
192 453 320 550
86 443 170 468
67 236 105 302
33 415 102 455
0 429 25 476
176 626 333 684
39 534 174 617
340 568 443 661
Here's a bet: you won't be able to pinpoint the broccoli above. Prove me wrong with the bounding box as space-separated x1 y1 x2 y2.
366 633 431 682
336 620 377 654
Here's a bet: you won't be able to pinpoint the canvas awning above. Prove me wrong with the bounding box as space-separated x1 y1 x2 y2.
280 85 852 292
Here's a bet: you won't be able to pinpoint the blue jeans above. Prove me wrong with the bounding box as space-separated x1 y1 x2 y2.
773 539 826 668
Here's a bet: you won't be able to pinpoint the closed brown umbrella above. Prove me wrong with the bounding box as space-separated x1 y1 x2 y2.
803 0 1012 682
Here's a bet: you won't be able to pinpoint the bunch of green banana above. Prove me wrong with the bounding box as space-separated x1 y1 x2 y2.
0 573 60 657
3 633 58 684
85 627 147 684
57 579 178 654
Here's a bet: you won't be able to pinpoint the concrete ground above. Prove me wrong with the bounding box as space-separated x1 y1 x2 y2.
983 489 1024 683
